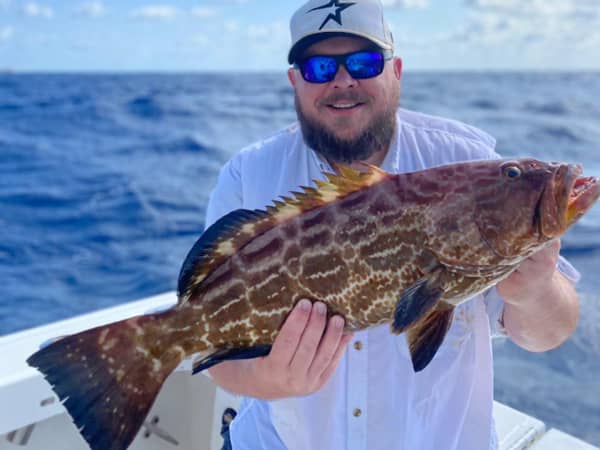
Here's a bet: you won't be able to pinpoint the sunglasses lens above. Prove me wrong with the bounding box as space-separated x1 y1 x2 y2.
298 51 388 83
301 56 338 83
346 52 384 79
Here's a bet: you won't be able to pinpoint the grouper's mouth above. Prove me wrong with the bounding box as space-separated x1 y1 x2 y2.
541 164 600 237
566 175 600 226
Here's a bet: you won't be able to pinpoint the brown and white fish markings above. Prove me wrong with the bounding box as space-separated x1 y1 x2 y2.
27 158 600 450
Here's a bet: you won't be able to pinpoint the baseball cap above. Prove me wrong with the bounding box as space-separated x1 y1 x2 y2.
288 0 394 64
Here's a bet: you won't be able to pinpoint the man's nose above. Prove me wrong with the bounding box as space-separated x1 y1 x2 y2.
331 64 356 88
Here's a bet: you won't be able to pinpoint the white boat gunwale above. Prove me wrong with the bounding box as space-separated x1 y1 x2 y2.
1 292 597 450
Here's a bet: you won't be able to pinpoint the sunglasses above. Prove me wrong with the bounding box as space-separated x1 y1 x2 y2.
294 50 393 84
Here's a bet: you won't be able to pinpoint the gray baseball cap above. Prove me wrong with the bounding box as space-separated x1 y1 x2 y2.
288 0 394 64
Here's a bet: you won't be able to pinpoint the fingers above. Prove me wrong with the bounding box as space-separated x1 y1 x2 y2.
306 315 345 380
315 332 353 388
270 299 350 392
269 299 312 366
520 239 561 277
498 239 562 302
289 301 328 373
211 300 347 400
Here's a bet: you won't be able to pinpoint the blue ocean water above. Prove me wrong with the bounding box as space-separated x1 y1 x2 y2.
1 72 599 444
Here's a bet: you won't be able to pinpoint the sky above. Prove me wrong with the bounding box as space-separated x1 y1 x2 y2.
0 0 599 72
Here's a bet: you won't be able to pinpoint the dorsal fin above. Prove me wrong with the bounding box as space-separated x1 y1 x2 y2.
177 209 270 305
177 165 391 305
317 163 389 203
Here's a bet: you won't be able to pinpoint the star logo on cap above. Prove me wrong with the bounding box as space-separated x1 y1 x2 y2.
308 0 357 30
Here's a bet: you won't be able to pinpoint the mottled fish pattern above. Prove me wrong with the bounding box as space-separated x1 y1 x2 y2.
28 158 599 450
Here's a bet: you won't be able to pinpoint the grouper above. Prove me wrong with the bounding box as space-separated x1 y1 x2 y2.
27 158 600 450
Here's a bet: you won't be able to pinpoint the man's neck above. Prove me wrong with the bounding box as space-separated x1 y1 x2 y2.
328 147 388 173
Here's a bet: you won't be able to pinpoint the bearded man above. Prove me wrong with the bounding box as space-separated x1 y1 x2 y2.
204 1 580 449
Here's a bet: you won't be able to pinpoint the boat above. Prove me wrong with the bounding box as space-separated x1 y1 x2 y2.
1 291 597 450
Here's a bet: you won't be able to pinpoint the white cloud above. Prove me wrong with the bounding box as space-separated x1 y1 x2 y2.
0 26 13 44
459 0 600 46
247 24 270 39
247 21 286 41
382 0 429 9
224 20 239 32
389 0 600 69
191 7 217 18
191 34 210 46
131 5 178 20
580 30 600 49
77 1 106 18
23 2 54 18
466 0 599 17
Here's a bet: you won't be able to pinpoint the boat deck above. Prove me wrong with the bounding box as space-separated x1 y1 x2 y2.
1 292 597 450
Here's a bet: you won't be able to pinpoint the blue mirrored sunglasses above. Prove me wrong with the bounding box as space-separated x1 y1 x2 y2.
294 50 393 84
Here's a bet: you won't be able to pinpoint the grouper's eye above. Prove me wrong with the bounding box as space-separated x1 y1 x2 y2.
503 165 522 179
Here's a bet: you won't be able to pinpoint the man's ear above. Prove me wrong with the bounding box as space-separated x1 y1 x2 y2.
288 68 297 87
393 57 403 80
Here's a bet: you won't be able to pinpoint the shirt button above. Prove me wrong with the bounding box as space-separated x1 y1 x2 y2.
353 408 362 417
354 341 363 351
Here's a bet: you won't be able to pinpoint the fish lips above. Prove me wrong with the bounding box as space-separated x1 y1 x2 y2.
566 172 600 226
537 164 600 238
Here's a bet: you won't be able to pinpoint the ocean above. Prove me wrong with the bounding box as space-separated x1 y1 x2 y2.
1 72 599 445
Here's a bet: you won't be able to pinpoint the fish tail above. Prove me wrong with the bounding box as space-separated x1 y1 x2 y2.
27 314 184 450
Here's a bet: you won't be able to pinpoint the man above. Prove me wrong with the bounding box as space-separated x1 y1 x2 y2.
204 0 580 449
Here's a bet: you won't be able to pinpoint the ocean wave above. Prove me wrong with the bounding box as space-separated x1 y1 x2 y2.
126 95 164 119
528 124 585 144
523 100 571 116
0 102 23 113
109 135 224 159
148 136 222 156
561 244 600 256
469 99 500 111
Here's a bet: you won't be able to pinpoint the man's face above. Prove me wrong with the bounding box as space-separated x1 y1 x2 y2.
288 35 402 163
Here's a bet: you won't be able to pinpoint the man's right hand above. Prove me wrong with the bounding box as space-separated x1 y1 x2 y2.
207 299 353 399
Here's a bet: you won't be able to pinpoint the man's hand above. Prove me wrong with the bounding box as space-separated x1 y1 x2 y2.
497 239 561 303
496 239 579 352
208 299 353 399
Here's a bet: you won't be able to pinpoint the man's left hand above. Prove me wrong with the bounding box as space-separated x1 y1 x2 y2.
497 239 561 304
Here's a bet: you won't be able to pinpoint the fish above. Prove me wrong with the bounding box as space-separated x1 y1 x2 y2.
27 158 599 450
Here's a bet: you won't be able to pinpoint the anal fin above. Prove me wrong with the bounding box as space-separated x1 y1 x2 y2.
407 303 454 372
192 345 272 374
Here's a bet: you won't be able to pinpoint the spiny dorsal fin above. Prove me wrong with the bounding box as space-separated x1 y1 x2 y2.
318 163 389 203
267 165 389 220
178 209 270 305
177 165 391 305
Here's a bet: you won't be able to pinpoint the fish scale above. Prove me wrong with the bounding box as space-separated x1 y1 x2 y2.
27 158 600 450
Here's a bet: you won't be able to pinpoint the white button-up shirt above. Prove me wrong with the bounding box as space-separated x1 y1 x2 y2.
204 108 579 450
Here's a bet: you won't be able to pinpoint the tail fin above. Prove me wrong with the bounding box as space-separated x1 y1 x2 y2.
27 315 184 450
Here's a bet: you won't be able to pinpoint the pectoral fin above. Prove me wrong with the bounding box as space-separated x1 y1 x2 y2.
407 303 454 372
392 268 445 334
192 345 272 374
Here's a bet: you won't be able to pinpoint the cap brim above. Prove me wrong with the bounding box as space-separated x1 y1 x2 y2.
288 31 393 64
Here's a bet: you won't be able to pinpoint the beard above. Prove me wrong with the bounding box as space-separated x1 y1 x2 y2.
295 90 398 164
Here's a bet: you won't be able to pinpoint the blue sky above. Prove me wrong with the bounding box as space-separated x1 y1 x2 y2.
0 0 599 72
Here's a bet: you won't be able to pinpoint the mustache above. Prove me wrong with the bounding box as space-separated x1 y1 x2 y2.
320 92 369 105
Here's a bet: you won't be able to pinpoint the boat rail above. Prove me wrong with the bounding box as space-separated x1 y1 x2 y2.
0 292 596 450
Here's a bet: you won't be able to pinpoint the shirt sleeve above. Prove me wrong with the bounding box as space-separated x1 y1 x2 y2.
205 157 243 230
484 255 581 337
